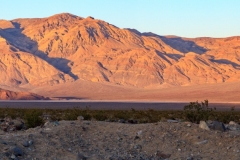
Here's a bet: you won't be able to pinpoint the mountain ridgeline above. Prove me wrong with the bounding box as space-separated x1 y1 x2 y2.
0 13 240 88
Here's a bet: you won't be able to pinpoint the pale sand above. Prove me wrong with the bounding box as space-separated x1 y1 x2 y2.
26 80 240 103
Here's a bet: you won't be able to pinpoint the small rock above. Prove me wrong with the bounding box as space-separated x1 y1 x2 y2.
137 130 142 136
22 141 29 147
117 137 122 141
2 125 8 132
53 121 59 126
134 136 140 140
207 120 213 124
12 147 23 156
229 121 238 125
134 144 142 150
3 146 9 151
167 119 178 123
77 116 84 121
187 124 191 127
45 128 51 131
12 120 24 130
155 151 171 159
44 122 50 127
195 140 208 145
83 122 90 125
1 141 7 145
187 157 194 160
128 119 138 124
28 134 34 138
118 119 125 123
76 153 87 160
199 121 210 131
211 121 226 132
227 125 238 131
28 140 33 145
82 126 87 131
10 154 18 160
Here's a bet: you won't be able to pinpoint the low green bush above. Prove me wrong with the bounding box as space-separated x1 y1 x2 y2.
23 109 44 128
184 100 215 123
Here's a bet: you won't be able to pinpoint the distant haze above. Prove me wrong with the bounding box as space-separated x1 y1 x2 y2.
0 0 239 38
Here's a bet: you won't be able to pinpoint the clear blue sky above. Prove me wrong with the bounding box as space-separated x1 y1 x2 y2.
0 0 239 38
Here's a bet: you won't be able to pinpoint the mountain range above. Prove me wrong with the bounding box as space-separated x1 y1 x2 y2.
0 13 239 101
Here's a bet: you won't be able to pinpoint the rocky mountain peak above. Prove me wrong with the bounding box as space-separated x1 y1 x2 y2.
47 12 83 21
0 13 239 90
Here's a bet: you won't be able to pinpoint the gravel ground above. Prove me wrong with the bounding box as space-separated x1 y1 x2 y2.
0 120 240 160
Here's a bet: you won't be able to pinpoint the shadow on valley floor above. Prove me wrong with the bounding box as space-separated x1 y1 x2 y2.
142 32 208 54
0 22 78 80
52 97 87 100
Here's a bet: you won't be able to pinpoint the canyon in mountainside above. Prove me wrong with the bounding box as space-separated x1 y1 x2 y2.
0 13 240 101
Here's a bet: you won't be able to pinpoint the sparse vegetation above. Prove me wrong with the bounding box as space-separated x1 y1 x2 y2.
0 101 239 128
23 109 44 128
184 100 215 123
184 100 240 124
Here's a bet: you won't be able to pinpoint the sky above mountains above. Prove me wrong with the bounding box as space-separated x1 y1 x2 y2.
0 0 239 38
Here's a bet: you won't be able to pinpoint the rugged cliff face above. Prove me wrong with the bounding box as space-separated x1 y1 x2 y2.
0 13 240 88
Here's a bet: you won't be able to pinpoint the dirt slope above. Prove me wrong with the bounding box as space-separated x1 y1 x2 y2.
0 120 240 159
0 88 48 100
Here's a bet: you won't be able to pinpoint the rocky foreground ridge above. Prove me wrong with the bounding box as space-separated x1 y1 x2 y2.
0 13 240 89
0 117 240 159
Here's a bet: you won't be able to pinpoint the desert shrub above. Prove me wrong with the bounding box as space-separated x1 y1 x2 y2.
61 108 93 120
0 108 24 119
48 110 63 121
80 113 92 120
213 107 240 123
184 100 215 123
113 110 131 120
62 108 79 120
23 109 44 128
92 111 108 121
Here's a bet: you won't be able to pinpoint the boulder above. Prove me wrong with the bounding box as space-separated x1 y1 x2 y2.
229 121 238 125
12 147 23 156
77 116 84 121
199 121 210 131
211 121 226 132
12 120 24 130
